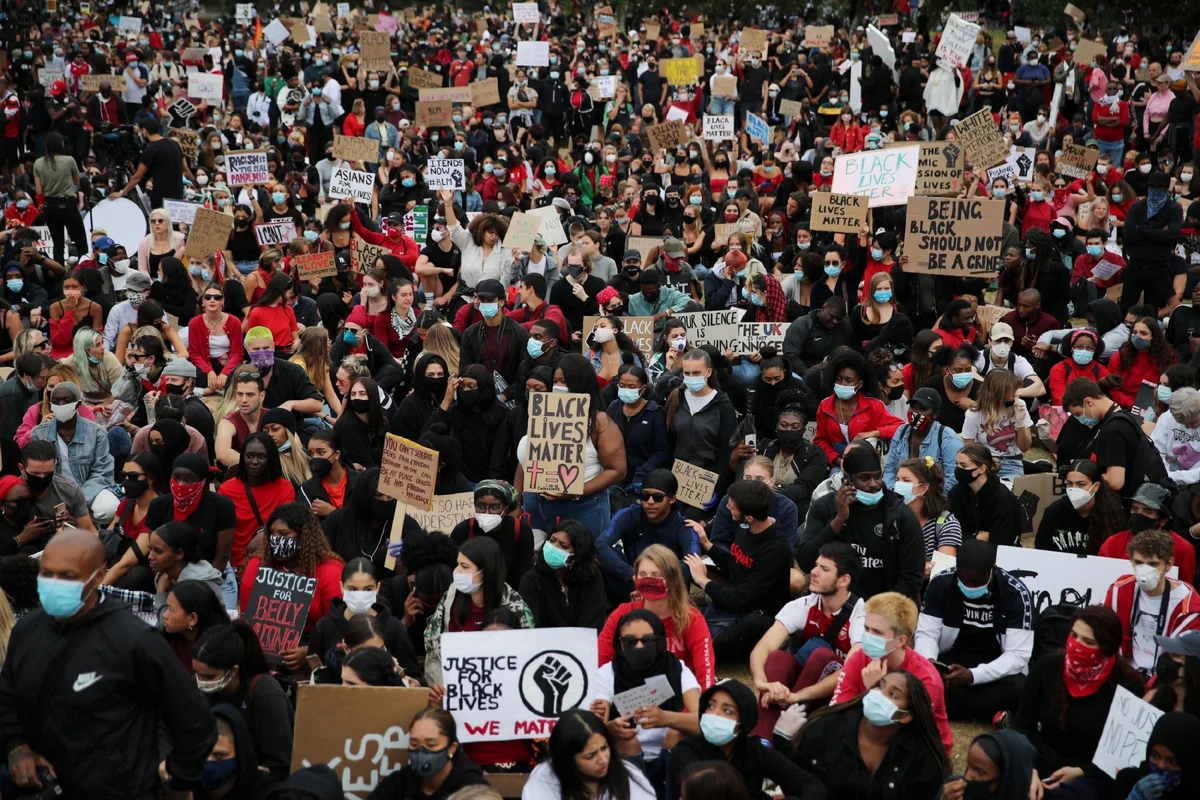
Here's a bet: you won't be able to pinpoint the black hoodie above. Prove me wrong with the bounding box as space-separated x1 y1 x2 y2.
449 515 535 590
264 764 342 799
204 704 280 800
367 748 488 800
938 730 1035 800
307 600 420 679
1114 712 1200 800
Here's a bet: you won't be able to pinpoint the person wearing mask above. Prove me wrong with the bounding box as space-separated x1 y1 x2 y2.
1000 290 1062 363
29 381 117 525
505 274 568 337
1035 460 1125 555
960 370 1033 480
0 352 51 442
938 730 1038 800
1113 712 1200 800
948 443 1024 547
297 430 359 519
883 388 963 493
322 468 420 579
367 707 489 800
749 389 826 520
813 349 904 469
1122 171 1182 312
521 709 655 800
607 364 668 501
976 322 1046 399
1103 485 1197 583
1047 329 1110 406
1063 378 1171 498
426 365 507 485
626 270 694 332
711 457 799 552
98 452 167 590
520 520 606 630
218 433 296 569
332 376 393 470
799 444 925 600
665 347 739 498
458 279 529 391
892 457 963 573
243 328 324 419
198 703 282 798
449 480 534 590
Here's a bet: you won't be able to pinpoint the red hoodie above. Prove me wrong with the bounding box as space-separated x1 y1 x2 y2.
350 207 420 268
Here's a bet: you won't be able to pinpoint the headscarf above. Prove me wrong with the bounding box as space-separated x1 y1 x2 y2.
973 730 1037 800
610 609 685 714
1143 712 1200 796
149 419 191 474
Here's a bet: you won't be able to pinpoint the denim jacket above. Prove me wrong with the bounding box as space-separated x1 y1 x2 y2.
30 416 115 505
882 420 962 495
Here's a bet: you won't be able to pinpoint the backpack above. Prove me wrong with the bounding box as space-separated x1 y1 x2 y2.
1032 602 1079 663
1098 410 1173 492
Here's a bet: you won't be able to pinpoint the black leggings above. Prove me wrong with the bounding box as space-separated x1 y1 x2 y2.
42 198 88 263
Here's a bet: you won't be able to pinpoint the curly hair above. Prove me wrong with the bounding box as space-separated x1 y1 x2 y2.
257 502 343 577
467 213 509 247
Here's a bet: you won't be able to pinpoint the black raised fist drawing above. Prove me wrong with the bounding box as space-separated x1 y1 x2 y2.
532 656 572 716
942 143 960 169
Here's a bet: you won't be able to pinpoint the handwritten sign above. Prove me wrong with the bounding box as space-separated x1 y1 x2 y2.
503 212 542 252
244 565 317 664
332 135 380 164
1058 142 1099 179
661 57 700 86
711 75 737 99
185 208 232 260
935 13 980 69
672 459 719 508
745 112 770 146
516 41 550 67
931 550 957 577
675 310 743 353
163 199 202 227
79 73 130 93
292 251 337 280
526 206 569 246
1186 31 1200 73
614 675 675 717
904 197 1004 276
235 3 253 23
915 141 965 196
831 145 920 208
1093 685 1165 778
810 192 868 234
351 235 389 273
407 493 474 534
957 108 1009 169
379 434 439 511
703 114 734 140
329 166 376 204
732 322 791 356
582 316 655 362
425 159 466 190
117 15 143 35
740 28 769 60
357 30 391 71
470 78 501 107
525 392 590 495
407 66 442 90
804 25 834 48
419 85 472 103
512 2 539 24
647 120 686 153
226 151 270 186
254 221 296 248
187 72 224 101
414 100 453 127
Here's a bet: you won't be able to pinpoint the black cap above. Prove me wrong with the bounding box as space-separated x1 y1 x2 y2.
623 249 643 264
476 279 505 300
641 468 679 496
910 387 942 413
1149 171 1171 188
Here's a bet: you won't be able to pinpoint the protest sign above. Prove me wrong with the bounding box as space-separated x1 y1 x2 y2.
378 434 439 510
235 3 253 23
226 151 270 186
878 13 899 26
168 96 197 121
470 78 502 107
254 221 296 248
711 75 737 99
957 108 1010 169
732 322 790 356
187 72 224 101
915 141 966 196
264 18 291 44
526 206 569 246
332 135 380 164
779 99 804 118
711 223 738 248
614 675 675 718
904 197 1004 276
291 685 429 795
525 392 591 495
358 31 391 71
37 69 63 91
832 146 920 208
624 237 661 262
647 121 687 153
746 112 770 145
118 15 142 35
591 76 616 100
703 115 735 141
1058 142 1099 179
675 310 743 353
1008 146 1037 182
935 14 980 69
1091 259 1123 282
185 208 232 259
596 6 618 37
996 545 1177 618
1074 39 1106 67
810 192 869 234
419 85 472 103
974 305 1007 339
1093 685 1165 778
79 74 130 93
336 1 350 16
672 460 719 508
293 251 337 281
28 226 52 257
1064 2 1086 22
503 212 542 252
181 47 209 62
1014 26 1032 44
407 66 443 90
512 2 539 23
740 28 769 60
643 21 661 40
1187 31 1200 72
289 20 313 44
425 159 466 190
329 166 376 204
582 316 655 361
516 41 550 67
163 199 201 226
441 628 598 741
931 551 957 577
351 235 389 273
415 100 453 127
804 25 834 48
407 493 475 534
244 565 317 664
661 58 699 86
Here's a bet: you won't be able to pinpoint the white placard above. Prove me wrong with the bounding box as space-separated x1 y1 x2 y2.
117 15 143 35
931 550 957 576
329 166 376 203
675 310 744 353
1093 685 1165 778
254 220 296 248
935 13 981 70
995 545 1177 616
188 72 224 101
337 2 350 17
613 675 675 718
849 60 863 112
264 18 291 45
516 41 550 67
425 159 466 190
235 3 253 23
593 76 616 98
38 69 64 91
440 628 598 742
902 32 917 44
1014 26 1032 44
868 24 897 70
1008 146 1037 182
730 322 791 356
164 199 202 226
30 226 53 257
512 2 540 24
704 115 734 140
831 145 920 208
225 151 270 186
987 162 1018 183
527 205 569 246
665 105 689 123
1091 260 1122 281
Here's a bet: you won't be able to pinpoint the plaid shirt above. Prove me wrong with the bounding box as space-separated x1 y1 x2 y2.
97 585 157 626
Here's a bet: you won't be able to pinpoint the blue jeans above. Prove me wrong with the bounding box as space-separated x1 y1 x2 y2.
107 426 132 463
708 97 735 116
234 259 258 276
523 490 611 539
221 563 239 611
1096 138 1124 164
998 457 1025 480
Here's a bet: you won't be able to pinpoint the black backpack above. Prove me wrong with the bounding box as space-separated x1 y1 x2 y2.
1032 602 1079 663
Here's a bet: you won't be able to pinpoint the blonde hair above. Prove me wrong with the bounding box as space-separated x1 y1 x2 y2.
423 323 460 376
972 369 1021 431
632 544 693 638
149 208 173 237
864 591 918 640
278 431 312 485
743 456 775 479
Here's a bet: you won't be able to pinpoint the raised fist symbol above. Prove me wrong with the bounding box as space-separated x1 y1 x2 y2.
942 143 960 168
532 656 572 716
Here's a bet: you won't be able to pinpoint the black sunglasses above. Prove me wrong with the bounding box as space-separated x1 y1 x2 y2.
640 491 668 502
203 294 223 301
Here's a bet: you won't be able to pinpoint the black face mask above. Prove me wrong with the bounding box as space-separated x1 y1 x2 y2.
457 389 480 407
371 497 396 521
24 472 53 494
1130 513 1158 535
567 266 584 279
309 457 333 479
164 383 186 396
622 644 658 672
887 385 905 401
234 218 250 229
425 376 448 397
776 429 805 451
954 466 979 486
122 479 148 498
349 398 372 414
1156 652 1182 685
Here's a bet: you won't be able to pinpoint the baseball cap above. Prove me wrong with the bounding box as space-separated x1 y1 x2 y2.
162 359 198 378
1156 630 1200 658
93 236 116 251
475 279 505 300
1132 483 1171 514
663 238 685 258
125 272 152 291
910 387 942 413
991 322 1015 342
622 249 643 264
50 80 66 97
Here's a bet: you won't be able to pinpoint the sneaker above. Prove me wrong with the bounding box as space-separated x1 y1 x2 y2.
993 710 1010 729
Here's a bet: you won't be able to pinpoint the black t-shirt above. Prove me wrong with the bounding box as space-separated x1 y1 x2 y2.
1093 409 1148 499
638 71 666 106
921 376 979 435
263 359 323 411
420 242 462 296
146 491 236 564
138 137 185 201
1034 497 1094 555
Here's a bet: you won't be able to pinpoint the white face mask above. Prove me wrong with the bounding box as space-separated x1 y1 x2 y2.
431 228 446 242
343 589 377 614
1134 562 1162 592
475 513 503 533
591 326 615 344
990 342 1011 360
51 401 79 423
452 570 481 594
112 259 130 273
1140 163 1153 174
1066 486 1094 509
364 286 380 298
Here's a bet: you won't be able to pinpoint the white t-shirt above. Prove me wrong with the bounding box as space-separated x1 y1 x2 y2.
974 352 1037 382
596 662 699 760
774 593 866 658
1131 581 1194 672
962 399 1033 459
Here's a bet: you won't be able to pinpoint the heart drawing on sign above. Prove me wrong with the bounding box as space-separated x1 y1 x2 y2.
558 465 580 490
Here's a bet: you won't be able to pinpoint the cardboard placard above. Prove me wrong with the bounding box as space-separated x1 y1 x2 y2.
581 316 655 361
957 107 1010 169
244 565 317 665
351 235 389 273
779 99 804 117
470 77 501 107
226 151 270 186
425 159 466 190
810 192 868 234
181 47 209 62
831 146 920 208
291 685 429 794
185 208 232 259
329 166 376 204
440 628 599 740
378 434 439 510
79 73 130 93
703 114 735 140
358 30 392 71
292 251 337 280
187 72 224 101
904 197 1005 276
118 15 143 35
672 459 719 508
646 120 687 153
526 206 569 246
877 13 899 26
254 221 296 248
915 141 966 196
407 493 475 534
163 199 202 226
407 66 442 90
974 304 1008 339
675 310 743 353
1185 31 1200 73
935 13 980 70
1058 142 1099 179
415 100 453 127
1071 38 1106 67
1064 2 1086 23
644 21 661 40
710 224 736 248
1093 685 1165 778
740 28 769 60
711 75 737 99
332 135 380 164
503 212 542 252
525 392 591 495
625 237 662 262
419 85 472 103
168 128 199 160
596 6 618 37
804 25 834 48
661 57 699 86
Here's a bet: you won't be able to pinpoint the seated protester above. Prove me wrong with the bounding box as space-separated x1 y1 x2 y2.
29 380 118 525
894 457 962 573
592 610 702 767
884 387 963 493
924 343 983 436
934 298 983 349
389 530 458 662
261 408 310 489
628 269 694 329
192 621 295 779
333 375 394 470
420 424 475 496
16 440 96 546
522 709 656 800
0 352 52 442
328 307 396 391
214 369 268 469
606 363 669 500
830 591 954 753
450 480 533 590
1152 387 1200 484
937 730 1037 800
715 458 799 551
1115 485 1196 585
397 353 452 444
424 364 507 485
1012 605 1145 797
242 326 324 420
157 360 216 453
493 366 553 483
798 444 925 601
297 430 360 520
1103 530 1200 676
961 370 1034 480
100 452 168 590
670 680 826 800
813 349 904 469
781 297 854 375
1145 631 1200 715
753 390 827 522
505 273 571 338
595 469 698 606
15 361 99 449
788 670 952 800
203 704 281 799
322 468 420 579
243 273 300 353
747 349 815 442
749 542 865 737
1063 378 1171 500
598 544 717 690
218 433 296 569
140 415 199 476
663 348 738 510
974 321 1047 400
518 520 607 630
365 708 488 800
1047 329 1109 407
948 443 1023 547
307 557 419 679
1112 712 1200 800
683 479 793 662
1035 460 1125 555
1106 316 1178 411
1070 228 1126 310
313 613 394 685
340 646 413 687
914 540 1034 722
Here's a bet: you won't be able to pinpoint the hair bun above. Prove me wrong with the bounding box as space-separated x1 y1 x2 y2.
759 345 778 360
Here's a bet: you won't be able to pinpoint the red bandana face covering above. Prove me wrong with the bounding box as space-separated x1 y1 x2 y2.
1062 635 1115 698
171 479 205 518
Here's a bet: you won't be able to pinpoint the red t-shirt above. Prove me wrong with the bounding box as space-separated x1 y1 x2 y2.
244 304 298 348
832 647 954 755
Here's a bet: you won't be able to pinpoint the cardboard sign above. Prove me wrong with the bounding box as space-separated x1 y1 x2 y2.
1093 685 1165 778
957 108 1009 169
904 197 1005 276
235 3 254 23
596 7 618 37
831 146 920 208
512 1 539 24
79 74 130 93
415 100 453 127
740 28 769 60
935 13 980 69
1064 2 1086 22
646 121 686 153
675 310 743 353
358 30 392 71
703 114 735 141
470 77 502 107
226 151 270 186
974 305 1008 339
332 135 380 164
1074 39 1107 67
525 392 591 495
672 459 719 508
419 85 472 103
624 237 661 263
185 208 232 259
254 221 296 248
581 316 655 361
804 25 834 48
1058 143 1099 179
643 21 661 40
425 159 466 190
526 206 569 246
711 75 737 99
1186 31 1200 73
877 13 899 26
351 235 389 273
779 99 804 117
810 192 868 234
292 251 337 280
407 493 475 534
336 1 350 16
407 66 443 90
516 41 550 67
168 128 199 160
291 685 429 794
163 199 202 226
37 69 64 92
329 166 376 204
379 434 439 510
661 57 699 86
181 47 209 62
503 212 542 252
187 72 224 101
731 322 790 356
244 565 317 665
915 141 966 196
440 628 599 741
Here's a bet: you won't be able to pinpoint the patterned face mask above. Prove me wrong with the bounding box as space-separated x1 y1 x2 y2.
269 534 298 560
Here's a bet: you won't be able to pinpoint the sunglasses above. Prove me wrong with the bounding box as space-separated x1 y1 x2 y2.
203 294 223 301
118 472 145 482
621 635 657 649
640 491 667 502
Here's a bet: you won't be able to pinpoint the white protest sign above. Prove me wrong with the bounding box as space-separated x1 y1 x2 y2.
188 73 224 101
441 628 598 741
931 550 957 576
516 41 550 67
995 545 1176 618
235 3 253 23
30 226 53 257
867 24 897 71
254 221 297 248
337 2 350 17
527 205 569 246
832 145 920 208
849 60 863 112
425 159 466 190
118 15 143 35
329 166 376 204
264 18 291 45
731 322 791 356
512 2 539 24
1015 26 1032 44
225 151 270 186
703 115 734 141
675 310 743 353
935 13 981 69
1091 260 1122 281
593 76 616 98
613 675 675 717
987 162 1017 183
37 69 64 91
1009 146 1037 182
1093 685 1165 778
164 199 202 226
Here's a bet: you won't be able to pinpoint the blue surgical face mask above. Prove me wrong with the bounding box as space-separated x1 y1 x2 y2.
751 294 765 306
402 178 416 188
862 688 903 726
689 195 703 206
798 241 811 250
684 375 708 393
542 541 570 570
856 488 884 506
993 188 1006 198
526 338 544 358
1053 228 1066 238
824 264 842 277
199 758 239 790
873 290 892 304
342 329 358 345
1087 245 1103 257
478 302 499 318
1074 409 1100 427
951 372 974 389
1031 191 1045 202
870 247 884 261
1158 385 1174 403
272 192 286 205
1073 349 1094 366
833 383 858 400
699 713 738 746
189 266 212 282
860 631 891 660
618 387 641 404
6 279 23 293
552 385 570 394
959 579 989 599
304 230 320 243
37 570 98 618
